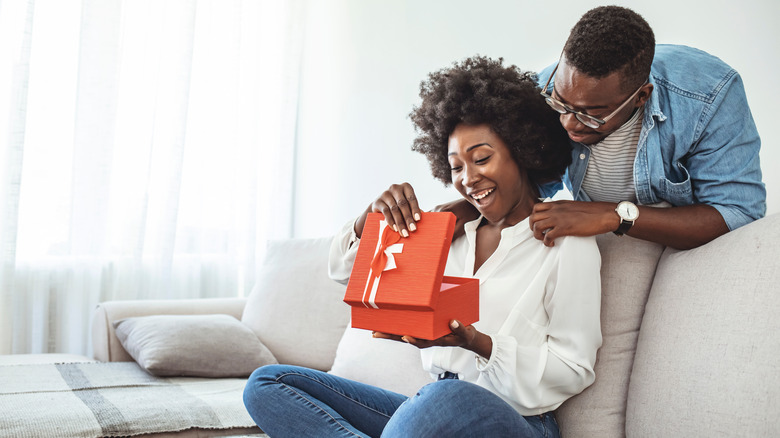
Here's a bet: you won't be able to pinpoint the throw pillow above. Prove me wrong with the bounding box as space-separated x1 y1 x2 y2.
329 325 433 397
241 237 351 371
555 233 664 437
114 314 277 377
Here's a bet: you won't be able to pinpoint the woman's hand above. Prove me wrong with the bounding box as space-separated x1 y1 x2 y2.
354 183 423 239
432 198 479 240
373 320 493 359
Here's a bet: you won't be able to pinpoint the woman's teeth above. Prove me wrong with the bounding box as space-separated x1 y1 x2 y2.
472 188 494 200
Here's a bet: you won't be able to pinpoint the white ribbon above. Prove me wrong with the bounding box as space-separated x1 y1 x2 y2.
362 220 403 309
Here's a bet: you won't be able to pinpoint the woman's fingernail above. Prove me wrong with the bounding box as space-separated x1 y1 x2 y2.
402 229 409 237
392 224 398 232
450 320 460 329
401 336 410 343
414 213 421 221
409 222 416 232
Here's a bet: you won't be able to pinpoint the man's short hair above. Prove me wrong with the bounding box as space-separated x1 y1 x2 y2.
564 6 655 91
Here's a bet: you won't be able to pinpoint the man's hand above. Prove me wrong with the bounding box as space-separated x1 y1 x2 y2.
529 200 619 247
529 200 730 250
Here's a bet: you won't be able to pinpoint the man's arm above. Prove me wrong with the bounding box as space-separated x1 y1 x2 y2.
531 66 764 249
529 201 729 250
680 71 765 233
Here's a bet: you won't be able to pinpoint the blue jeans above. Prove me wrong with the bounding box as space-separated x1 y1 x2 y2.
243 364 560 438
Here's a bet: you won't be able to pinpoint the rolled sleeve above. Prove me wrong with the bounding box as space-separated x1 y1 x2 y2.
689 73 765 230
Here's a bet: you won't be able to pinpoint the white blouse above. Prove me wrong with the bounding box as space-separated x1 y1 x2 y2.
328 193 602 416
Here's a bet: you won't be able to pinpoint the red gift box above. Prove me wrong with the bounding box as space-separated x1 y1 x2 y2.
343 212 479 340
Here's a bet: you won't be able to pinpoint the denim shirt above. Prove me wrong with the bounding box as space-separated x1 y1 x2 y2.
538 44 766 231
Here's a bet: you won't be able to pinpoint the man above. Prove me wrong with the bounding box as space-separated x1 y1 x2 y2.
528 6 765 249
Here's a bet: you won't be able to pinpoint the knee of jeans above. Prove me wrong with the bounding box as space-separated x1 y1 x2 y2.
416 379 473 402
244 364 286 402
249 363 286 383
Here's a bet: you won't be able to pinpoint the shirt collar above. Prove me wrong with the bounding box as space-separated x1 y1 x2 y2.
646 73 666 122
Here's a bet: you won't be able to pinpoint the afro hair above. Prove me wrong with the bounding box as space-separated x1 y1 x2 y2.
409 55 571 186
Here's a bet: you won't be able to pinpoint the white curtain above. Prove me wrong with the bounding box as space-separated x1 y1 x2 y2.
0 0 304 356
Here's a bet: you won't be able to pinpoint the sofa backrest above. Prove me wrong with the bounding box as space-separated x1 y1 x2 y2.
626 213 780 436
555 233 664 437
241 236 351 371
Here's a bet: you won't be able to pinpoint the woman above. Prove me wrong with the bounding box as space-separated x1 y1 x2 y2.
243 56 602 438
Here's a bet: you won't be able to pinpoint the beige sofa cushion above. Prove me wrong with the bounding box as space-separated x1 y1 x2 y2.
242 237 351 371
114 314 277 377
329 326 433 397
92 298 247 363
556 233 664 438
626 214 780 436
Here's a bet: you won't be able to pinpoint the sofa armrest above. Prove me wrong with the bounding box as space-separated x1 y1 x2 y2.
92 297 247 362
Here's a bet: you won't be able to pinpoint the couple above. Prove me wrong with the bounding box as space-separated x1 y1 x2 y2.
243 6 764 438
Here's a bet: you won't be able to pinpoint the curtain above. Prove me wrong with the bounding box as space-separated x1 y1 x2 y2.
0 0 304 356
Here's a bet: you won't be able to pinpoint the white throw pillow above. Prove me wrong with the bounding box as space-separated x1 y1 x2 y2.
241 237 351 371
329 325 433 398
114 314 277 377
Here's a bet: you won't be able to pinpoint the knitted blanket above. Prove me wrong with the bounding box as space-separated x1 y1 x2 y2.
0 361 263 438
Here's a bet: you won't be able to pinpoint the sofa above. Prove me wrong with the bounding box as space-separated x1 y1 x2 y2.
2 213 778 437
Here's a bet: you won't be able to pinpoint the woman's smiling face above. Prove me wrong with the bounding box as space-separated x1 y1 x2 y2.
448 123 537 226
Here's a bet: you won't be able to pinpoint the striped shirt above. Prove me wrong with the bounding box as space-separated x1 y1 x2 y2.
581 107 644 203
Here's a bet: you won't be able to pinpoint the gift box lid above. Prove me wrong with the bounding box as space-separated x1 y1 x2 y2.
344 212 456 311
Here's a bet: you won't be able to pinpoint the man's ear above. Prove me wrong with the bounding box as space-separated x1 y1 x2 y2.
636 82 654 107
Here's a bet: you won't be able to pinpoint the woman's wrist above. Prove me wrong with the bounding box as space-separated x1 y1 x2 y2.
354 208 370 239
467 331 493 360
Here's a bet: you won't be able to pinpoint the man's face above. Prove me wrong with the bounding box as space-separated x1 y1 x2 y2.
551 58 652 145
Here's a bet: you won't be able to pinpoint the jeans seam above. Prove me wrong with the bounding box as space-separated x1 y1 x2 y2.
276 371 397 424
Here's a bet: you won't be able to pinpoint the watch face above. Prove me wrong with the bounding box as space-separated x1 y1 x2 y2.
617 201 639 221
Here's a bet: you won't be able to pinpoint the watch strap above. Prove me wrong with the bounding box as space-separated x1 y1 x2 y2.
613 219 634 236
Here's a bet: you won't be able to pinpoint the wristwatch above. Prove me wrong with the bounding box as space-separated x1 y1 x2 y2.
614 201 639 236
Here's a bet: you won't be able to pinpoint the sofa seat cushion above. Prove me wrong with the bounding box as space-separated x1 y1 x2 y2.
0 354 97 366
242 237 350 371
0 361 260 437
627 213 780 436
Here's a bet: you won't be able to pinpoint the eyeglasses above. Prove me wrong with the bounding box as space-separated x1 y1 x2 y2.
540 60 647 129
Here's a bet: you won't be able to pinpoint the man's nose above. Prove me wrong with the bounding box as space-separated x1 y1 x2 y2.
560 112 583 132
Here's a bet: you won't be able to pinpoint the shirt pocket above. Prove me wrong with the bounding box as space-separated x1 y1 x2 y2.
658 161 694 206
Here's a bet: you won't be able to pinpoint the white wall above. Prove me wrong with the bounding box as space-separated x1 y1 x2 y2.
291 0 779 238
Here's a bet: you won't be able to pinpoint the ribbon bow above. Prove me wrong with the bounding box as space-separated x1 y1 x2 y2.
362 221 404 308
370 225 402 278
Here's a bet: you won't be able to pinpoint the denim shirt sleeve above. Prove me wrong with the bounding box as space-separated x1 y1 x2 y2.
644 51 766 230
688 73 765 229
541 45 765 230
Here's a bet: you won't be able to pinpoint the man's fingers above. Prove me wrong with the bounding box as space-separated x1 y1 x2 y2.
532 220 550 242
542 229 557 247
